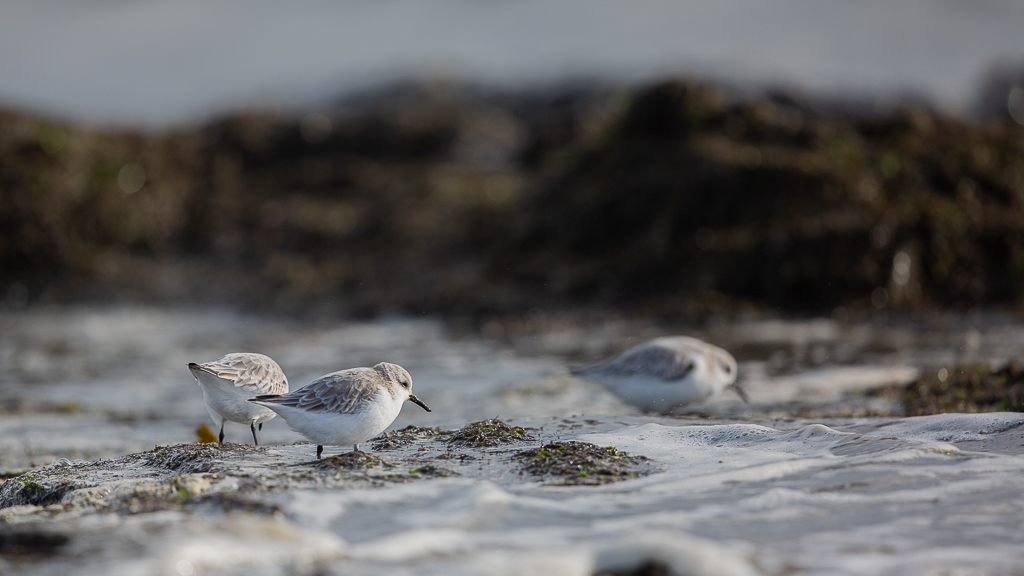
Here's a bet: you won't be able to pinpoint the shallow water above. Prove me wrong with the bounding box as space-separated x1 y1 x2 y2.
2 306 1024 575
3 306 1020 461
0 305 1002 469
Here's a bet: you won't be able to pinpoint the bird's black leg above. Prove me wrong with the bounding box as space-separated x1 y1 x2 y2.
353 443 360 452
316 445 324 459
250 421 259 446
258 423 263 431
219 423 225 444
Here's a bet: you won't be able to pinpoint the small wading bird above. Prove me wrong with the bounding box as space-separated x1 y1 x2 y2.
249 361 430 459
187 352 289 445
572 336 745 414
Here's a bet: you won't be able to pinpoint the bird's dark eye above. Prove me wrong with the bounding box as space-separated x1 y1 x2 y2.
401 380 410 388
721 362 732 374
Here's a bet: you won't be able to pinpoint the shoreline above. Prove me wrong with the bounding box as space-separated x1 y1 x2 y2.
3 412 1023 575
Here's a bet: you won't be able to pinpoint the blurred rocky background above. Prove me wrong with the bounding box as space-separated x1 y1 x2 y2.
3 0 1024 324
3 76 1024 322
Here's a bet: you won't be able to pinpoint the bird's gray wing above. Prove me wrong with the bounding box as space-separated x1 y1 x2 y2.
193 353 288 394
255 368 380 414
579 344 696 381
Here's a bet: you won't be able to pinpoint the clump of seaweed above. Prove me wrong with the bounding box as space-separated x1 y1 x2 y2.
0 471 88 508
407 464 456 478
447 419 536 447
310 451 389 470
872 360 1024 415
515 441 651 486
143 443 243 474
372 426 446 450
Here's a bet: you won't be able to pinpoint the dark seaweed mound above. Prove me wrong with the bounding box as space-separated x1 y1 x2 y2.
874 360 1024 415
516 441 651 485
372 426 446 451
310 451 388 470
143 443 245 474
4 80 1024 319
448 419 536 447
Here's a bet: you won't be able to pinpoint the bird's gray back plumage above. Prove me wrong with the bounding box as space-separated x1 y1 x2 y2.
256 367 384 414
190 352 288 394
576 338 710 381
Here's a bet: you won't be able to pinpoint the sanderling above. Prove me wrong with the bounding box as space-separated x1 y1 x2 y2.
572 336 745 414
187 352 289 445
249 361 430 459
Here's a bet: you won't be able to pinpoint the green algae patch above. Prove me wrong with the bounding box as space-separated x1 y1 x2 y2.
448 419 536 448
873 361 1024 415
372 426 446 451
515 441 651 486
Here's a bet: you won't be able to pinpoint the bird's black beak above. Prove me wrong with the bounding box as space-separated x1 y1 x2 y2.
729 381 750 403
408 394 431 412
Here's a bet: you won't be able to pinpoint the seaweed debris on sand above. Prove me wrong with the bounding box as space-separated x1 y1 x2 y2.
143 442 248 474
372 426 446 450
0 463 92 508
310 451 389 470
872 360 1024 415
447 418 537 447
516 441 652 485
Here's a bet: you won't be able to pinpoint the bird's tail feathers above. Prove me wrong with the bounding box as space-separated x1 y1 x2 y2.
187 362 217 376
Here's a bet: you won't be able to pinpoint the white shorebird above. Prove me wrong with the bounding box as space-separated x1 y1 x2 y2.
249 361 430 459
572 336 744 414
187 352 288 445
